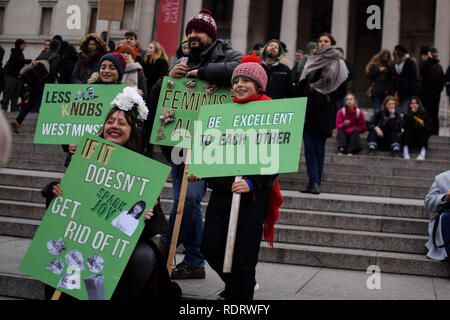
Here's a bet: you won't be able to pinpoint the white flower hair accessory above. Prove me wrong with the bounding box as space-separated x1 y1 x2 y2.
111 86 149 121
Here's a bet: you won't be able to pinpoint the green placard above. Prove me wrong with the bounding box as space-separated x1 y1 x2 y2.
34 84 126 145
188 98 307 178
150 76 233 148
19 134 171 300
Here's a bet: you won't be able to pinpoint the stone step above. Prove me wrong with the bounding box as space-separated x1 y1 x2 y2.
0 220 428 260
4 150 445 184
0 168 63 189
258 242 450 278
0 186 428 221
274 224 427 254
0 186 42 204
278 208 428 236
280 179 427 199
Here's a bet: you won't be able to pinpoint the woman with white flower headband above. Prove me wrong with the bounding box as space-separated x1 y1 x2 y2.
45 86 181 300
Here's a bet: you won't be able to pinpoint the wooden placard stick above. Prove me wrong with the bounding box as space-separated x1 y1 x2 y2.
51 289 62 300
166 148 192 276
223 176 243 273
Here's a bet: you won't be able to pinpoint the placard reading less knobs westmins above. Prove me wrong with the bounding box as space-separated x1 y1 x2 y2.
20 134 171 300
34 84 126 145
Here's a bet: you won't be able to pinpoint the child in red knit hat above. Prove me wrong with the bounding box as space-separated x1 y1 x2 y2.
200 53 283 300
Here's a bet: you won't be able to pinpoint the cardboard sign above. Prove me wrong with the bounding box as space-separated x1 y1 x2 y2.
98 0 125 21
19 134 171 300
34 84 126 145
188 98 307 177
150 76 233 148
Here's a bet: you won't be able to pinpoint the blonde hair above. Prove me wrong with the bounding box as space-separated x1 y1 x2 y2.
365 49 393 74
145 41 169 64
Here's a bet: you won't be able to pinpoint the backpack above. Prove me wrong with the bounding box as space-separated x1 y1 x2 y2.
341 107 361 121
19 53 57 84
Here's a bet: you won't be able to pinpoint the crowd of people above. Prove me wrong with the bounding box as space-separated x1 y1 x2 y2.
0 7 450 301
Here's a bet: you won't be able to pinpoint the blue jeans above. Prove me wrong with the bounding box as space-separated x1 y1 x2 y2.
303 129 327 184
372 95 385 114
163 162 205 267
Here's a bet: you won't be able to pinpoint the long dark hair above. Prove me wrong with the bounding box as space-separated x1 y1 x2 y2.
99 107 142 153
408 96 426 113
127 201 146 219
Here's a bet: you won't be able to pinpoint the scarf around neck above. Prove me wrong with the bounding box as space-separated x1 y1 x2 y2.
300 46 349 95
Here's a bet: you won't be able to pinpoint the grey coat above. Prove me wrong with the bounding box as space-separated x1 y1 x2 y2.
425 170 450 261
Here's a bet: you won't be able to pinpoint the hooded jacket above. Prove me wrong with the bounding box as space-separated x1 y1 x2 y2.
4 46 31 78
71 34 109 84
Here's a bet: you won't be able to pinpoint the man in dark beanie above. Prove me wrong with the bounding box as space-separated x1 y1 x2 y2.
420 46 445 135
260 39 294 99
147 9 242 280
393 44 417 114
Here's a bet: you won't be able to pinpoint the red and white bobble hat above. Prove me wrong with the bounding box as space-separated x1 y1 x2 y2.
185 9 217 41
231 52 268 92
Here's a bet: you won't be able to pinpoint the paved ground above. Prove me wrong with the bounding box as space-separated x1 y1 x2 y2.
175 253 450 300
2 236 450 301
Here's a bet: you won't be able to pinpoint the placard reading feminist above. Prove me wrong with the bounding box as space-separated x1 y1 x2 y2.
188 98 307 177
34 84 126 145
20 134 171 300
150 76 233 148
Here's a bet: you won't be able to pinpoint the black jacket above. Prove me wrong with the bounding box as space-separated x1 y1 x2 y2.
445 66 450 97
33 49 61 87
143 58 169 93
175 39 242 87
403 108 432 133
57 41 79 84
296 69 339 137
368 109 402 133
420 58 445 96
4 48 31 78
262 62 294 99
396 58 417 99
368 63 397 96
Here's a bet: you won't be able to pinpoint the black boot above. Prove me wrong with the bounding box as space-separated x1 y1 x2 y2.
301 182 320 195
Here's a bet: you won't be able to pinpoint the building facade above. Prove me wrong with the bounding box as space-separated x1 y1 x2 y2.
0 0 448 101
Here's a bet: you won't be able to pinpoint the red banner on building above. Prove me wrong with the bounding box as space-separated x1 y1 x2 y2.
155 0 183 57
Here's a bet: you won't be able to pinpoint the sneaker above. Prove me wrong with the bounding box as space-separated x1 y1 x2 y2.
416 154 425 161
11 120 20 134
403 153 410 160
171 262 205 279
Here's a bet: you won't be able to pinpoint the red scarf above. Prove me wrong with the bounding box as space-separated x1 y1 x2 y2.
232 94 271 103
233 92 283 248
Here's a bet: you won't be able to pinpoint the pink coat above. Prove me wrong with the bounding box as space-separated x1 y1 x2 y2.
336 107 366 135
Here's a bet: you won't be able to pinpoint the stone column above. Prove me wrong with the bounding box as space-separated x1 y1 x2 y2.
331 0 350 56
381 0 401 50
231 0 250 54
280 0 300 65
183 0 202 29
138 0 156 48
434 0 450 71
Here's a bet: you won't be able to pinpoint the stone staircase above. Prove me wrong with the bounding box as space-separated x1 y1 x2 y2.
1 111 449 300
